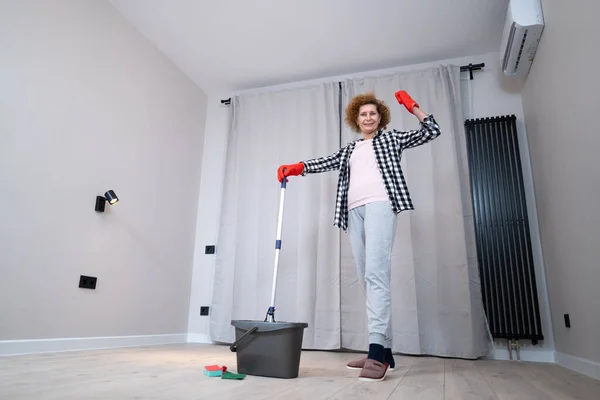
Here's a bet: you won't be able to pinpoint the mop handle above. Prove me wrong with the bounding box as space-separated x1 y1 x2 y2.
276 169 287 246
267 170 287 322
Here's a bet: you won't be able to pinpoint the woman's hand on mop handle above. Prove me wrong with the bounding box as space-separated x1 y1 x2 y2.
277 162 304 183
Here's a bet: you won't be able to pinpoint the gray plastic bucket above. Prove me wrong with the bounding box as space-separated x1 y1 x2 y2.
230 319 308 379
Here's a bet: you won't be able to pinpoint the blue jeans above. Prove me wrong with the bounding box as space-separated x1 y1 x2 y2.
348 201 397 348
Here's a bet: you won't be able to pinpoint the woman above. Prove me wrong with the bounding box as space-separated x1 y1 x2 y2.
277 90 441 382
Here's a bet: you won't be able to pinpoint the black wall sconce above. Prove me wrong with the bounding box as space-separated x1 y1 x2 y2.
95 190 119 212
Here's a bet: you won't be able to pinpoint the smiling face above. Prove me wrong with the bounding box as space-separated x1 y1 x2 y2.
344 92 391 135
357 104 381 138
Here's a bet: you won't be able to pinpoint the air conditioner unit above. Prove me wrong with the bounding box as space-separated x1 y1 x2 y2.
500 0 545 76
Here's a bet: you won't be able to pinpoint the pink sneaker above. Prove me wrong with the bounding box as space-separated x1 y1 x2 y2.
358 358 390 382
347 356 395 372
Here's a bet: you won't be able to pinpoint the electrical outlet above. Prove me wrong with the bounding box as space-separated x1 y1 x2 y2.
200 306 209 316
205 245 215 254
564 313 571 328
79 275 97 290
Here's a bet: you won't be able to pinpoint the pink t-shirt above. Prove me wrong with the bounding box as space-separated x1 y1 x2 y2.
347 139 389 211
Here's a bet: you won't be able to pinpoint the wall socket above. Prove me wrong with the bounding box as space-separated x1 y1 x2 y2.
564 313 571 328
205 245 215 254
79 275 97 290
200 306 209 316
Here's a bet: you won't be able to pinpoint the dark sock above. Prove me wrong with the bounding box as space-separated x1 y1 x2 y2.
367 343 385 363
384 348 395 368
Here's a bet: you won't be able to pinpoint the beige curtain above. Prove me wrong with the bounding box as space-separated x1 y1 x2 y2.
209 66 493 359
209 82 343 349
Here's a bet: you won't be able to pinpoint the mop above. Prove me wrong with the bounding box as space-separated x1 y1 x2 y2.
229 170 309 379
264 168 289 323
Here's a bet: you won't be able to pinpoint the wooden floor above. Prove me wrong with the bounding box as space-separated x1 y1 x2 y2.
1 344 599 399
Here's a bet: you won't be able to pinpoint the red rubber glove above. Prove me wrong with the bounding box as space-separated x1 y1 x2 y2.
395 90 419 113
277 162 304 182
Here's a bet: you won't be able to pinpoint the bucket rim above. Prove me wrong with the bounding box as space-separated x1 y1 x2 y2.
231 319 309 331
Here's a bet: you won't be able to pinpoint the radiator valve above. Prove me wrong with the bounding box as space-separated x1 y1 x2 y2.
508 339 521 361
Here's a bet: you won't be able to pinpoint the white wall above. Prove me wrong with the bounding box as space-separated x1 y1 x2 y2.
0 0 208 353
188 51 554 360
520 0 600 378
187 97 231 343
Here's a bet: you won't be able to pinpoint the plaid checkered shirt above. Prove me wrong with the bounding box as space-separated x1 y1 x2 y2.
301 115 441 231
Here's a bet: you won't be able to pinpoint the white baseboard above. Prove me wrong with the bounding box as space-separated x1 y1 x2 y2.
187 333 212 344
493 348 555 363
2 333 597 381
555 352 600 381
0 334 188 357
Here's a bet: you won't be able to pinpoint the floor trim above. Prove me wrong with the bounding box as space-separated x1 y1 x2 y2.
555 352 600 381
3 334 597 381
0 334 188 356
492 348 555 363
187 333 212 344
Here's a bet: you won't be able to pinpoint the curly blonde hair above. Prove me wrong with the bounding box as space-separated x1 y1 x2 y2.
344 92 391 133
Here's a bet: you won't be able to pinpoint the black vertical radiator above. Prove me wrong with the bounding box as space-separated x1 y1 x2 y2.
464 115 544 345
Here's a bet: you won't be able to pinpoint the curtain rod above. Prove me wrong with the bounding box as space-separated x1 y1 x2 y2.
460 63 485 80
220 62 485 104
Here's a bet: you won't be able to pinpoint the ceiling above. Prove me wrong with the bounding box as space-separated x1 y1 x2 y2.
109 0 510 93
